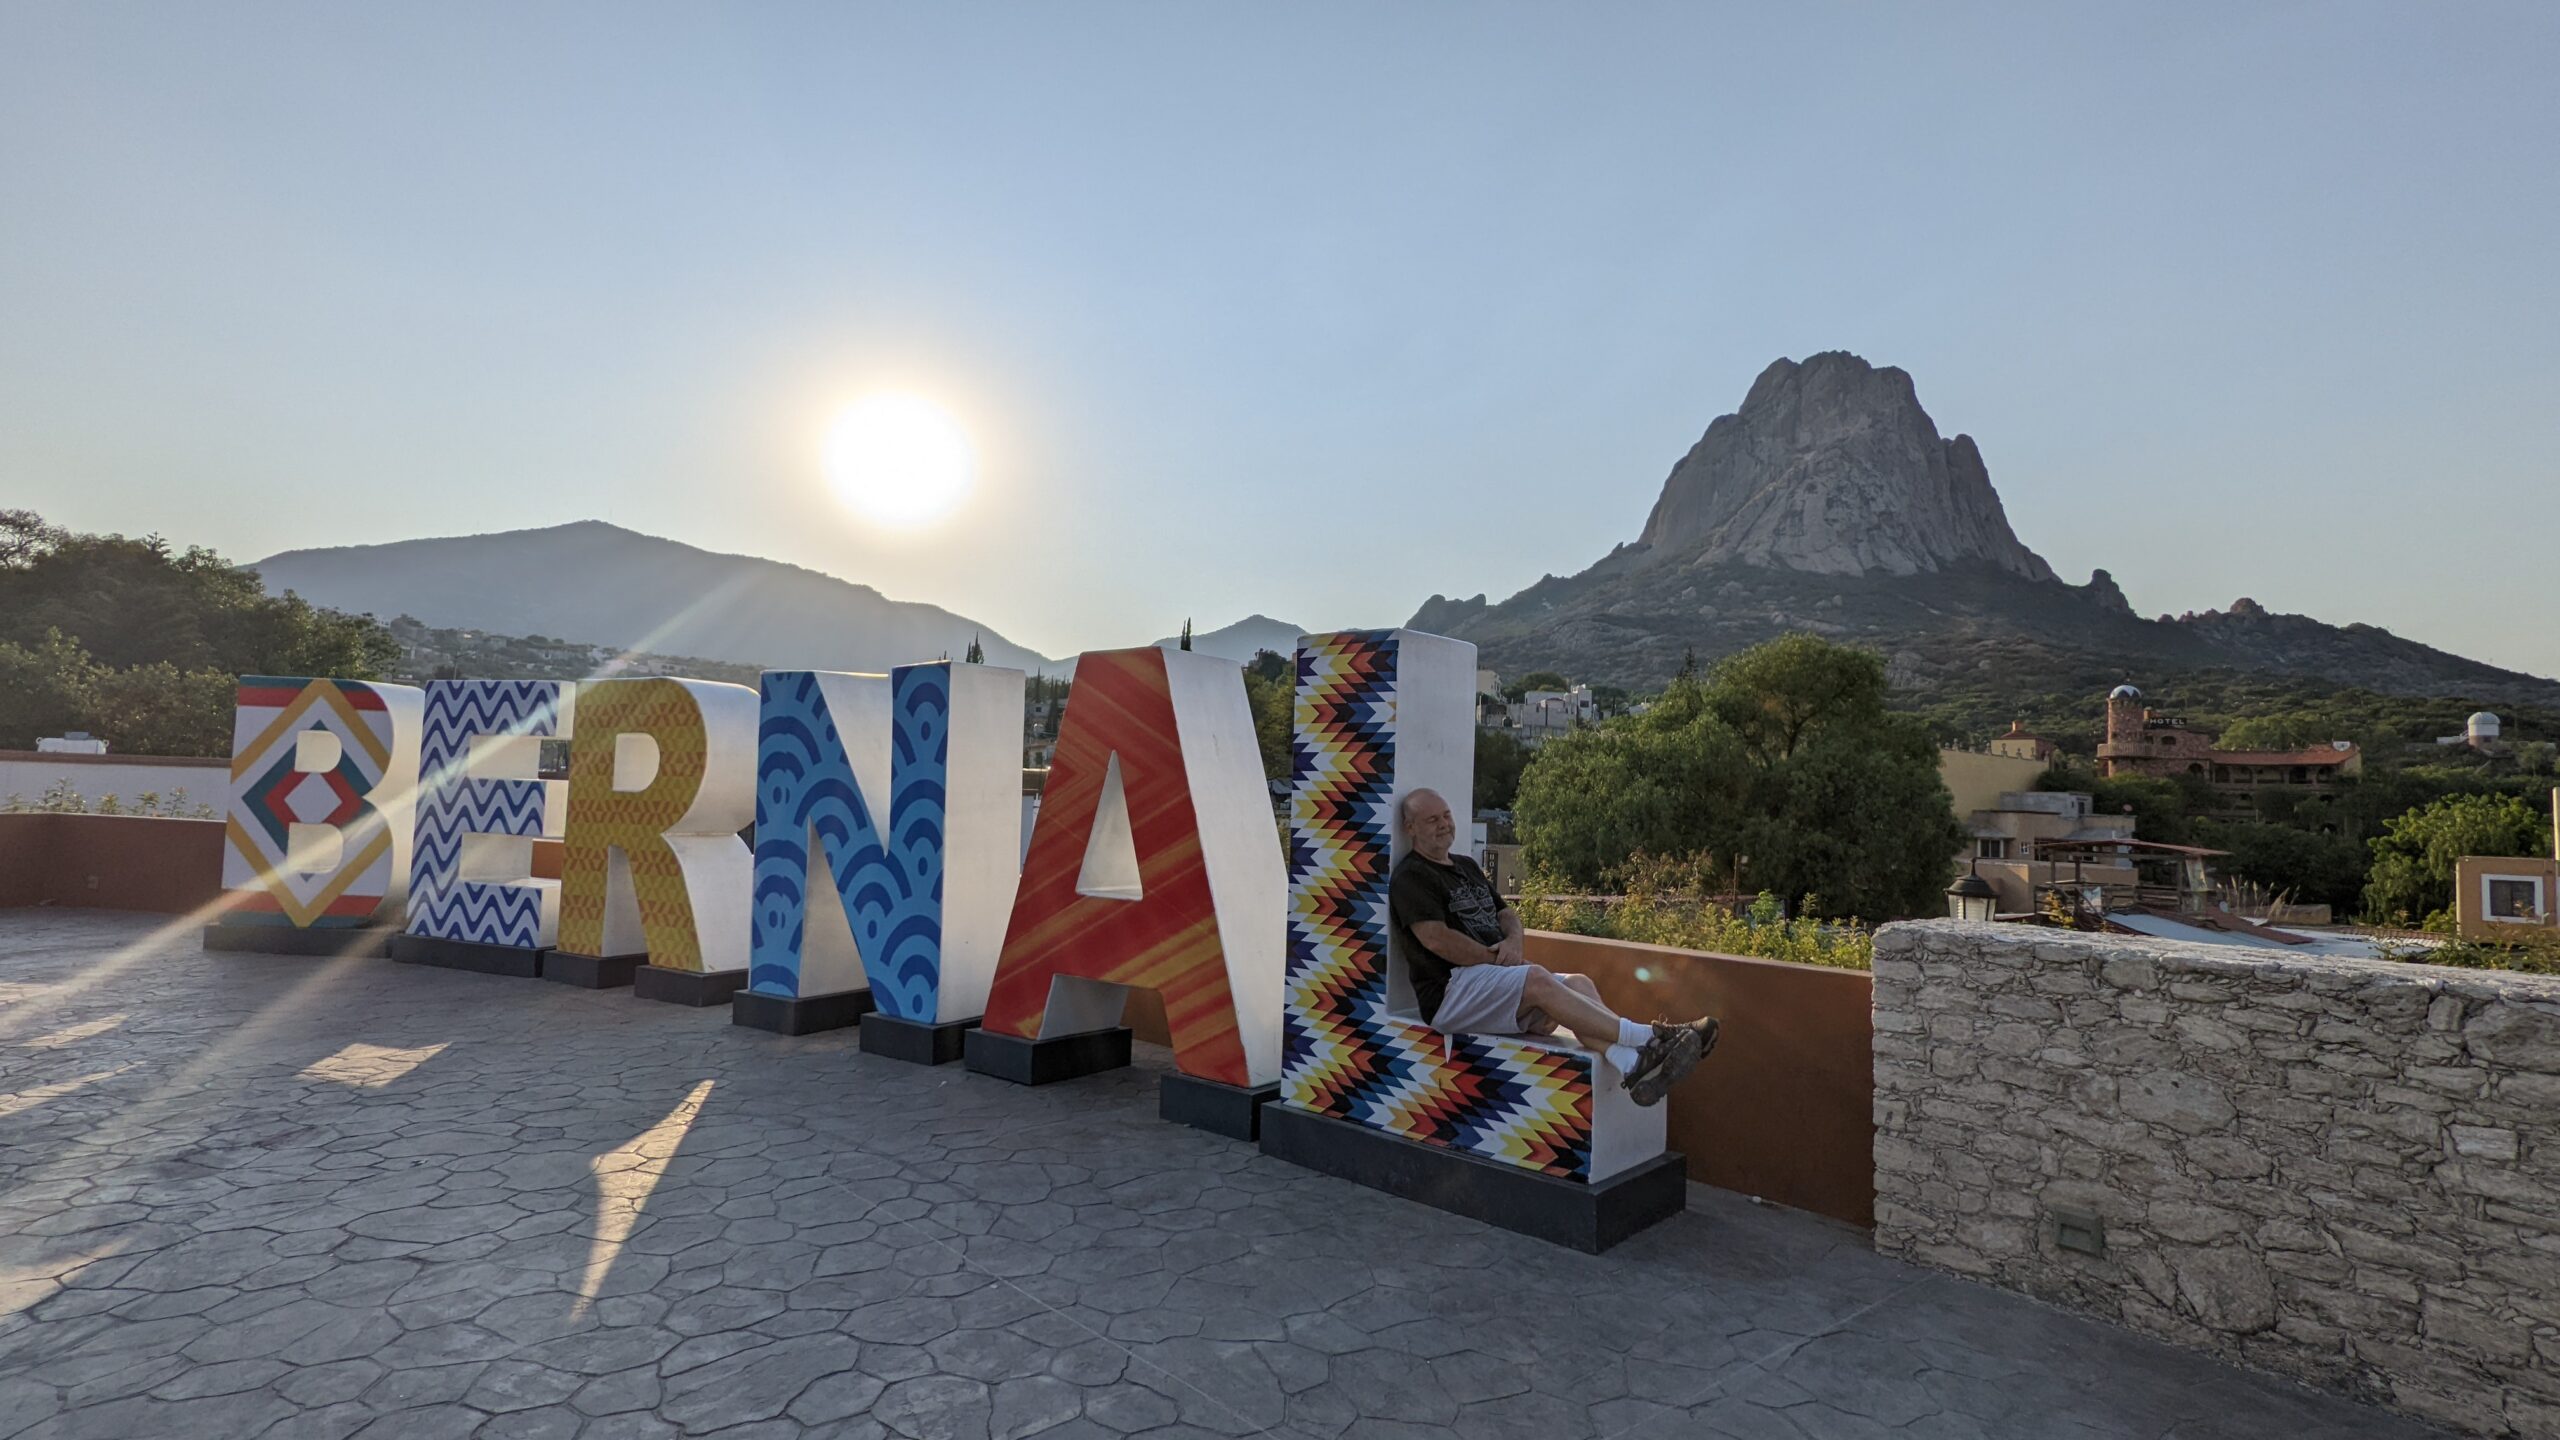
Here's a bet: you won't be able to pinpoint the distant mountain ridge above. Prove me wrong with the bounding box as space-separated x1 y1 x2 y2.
1412 351 2560 708
1147 615 1309 666
253 521 1063 675
253 522 1326 678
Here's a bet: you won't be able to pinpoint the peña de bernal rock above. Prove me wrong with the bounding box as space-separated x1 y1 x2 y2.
1410 350 2560 708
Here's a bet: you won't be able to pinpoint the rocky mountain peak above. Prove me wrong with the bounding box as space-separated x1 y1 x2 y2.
1630 351 2056 583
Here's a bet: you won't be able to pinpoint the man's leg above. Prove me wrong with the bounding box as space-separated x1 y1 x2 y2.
1518 967 1635 1053
1519 966 1720 1106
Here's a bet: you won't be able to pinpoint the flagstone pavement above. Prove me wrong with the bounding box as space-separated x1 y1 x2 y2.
0 910 2454 1440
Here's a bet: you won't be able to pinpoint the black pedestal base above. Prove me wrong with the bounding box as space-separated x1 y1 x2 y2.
389 933 546 978
543 951 644 989
1160 1073 1281 1141
963 1025 1132 1085
1258 1104 1688 1253
632 965 748 1007
732 987 873 1035
203 924 394 958
860 1012 978 1066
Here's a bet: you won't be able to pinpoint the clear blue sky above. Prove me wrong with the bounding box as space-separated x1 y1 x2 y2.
4 3 2554 677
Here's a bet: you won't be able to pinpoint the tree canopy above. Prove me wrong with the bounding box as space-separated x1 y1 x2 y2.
2362 792 2555 926
1239 651 1292 784
1502 670 1570 702
1513 634 1962 919
0 510 399 756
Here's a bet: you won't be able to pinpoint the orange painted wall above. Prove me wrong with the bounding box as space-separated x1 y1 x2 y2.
1131 929 1878 1227
0 814 227 914
1531 932 1875 1227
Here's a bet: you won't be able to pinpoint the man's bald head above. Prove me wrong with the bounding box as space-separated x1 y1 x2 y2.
1398 788 1458 860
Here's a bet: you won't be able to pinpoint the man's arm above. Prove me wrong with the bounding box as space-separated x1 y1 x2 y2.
1410 919 1503 968
1493 905 1525 965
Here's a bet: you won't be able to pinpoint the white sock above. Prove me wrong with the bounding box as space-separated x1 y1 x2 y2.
1616 1018 1651 1049
1606 1044 1643 1077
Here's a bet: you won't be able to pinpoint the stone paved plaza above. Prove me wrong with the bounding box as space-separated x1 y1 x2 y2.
0 910 2452 1439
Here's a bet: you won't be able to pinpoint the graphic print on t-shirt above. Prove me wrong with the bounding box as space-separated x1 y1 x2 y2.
1447 867 1505 947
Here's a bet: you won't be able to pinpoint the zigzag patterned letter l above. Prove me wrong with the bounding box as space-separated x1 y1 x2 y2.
748 663 1026 1023
406 680 574 950
980 648 1286 1087
558 678 758 972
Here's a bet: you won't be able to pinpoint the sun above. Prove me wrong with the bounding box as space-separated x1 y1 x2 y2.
822 392 975 528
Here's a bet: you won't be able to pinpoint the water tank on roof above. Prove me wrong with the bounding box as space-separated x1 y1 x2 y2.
2469 712 2502 742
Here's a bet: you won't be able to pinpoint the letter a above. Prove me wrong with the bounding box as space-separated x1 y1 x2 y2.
980 648 1285 1087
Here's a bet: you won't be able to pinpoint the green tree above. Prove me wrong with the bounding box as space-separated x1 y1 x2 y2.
84 662 240 758
1245 648 1290 685
1178 618 1192 652
1514 634 1962 920
0 630 102 749
1473 729 1532 811
0 509 66 569
1503 670 1570 703
2363 792 2554 925
2192 820 2370 913
1239 665 1292 784
0 512 401 754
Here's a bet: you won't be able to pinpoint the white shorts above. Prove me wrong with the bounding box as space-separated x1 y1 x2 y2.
1430 963 1541 1037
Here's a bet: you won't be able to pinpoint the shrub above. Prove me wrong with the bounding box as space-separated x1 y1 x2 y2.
2377 931 2560 978
1514 851 1874 971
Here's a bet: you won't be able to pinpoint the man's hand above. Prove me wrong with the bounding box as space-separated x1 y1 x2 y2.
1495 935 1527 967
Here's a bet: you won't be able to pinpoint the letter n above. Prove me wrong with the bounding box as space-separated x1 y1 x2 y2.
749 662 1024 1020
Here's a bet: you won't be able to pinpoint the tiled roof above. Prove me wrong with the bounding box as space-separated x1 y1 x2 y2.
2209 747 2358 767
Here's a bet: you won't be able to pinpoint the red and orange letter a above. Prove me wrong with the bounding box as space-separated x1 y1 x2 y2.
980 647 1286 1087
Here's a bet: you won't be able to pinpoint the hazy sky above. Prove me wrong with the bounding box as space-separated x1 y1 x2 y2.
4 3 2554 676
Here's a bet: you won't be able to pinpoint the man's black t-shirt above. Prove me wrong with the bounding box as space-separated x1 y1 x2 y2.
1388 850 1510 1022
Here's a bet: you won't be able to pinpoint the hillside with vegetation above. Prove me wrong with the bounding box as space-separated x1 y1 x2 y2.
0 510 399 757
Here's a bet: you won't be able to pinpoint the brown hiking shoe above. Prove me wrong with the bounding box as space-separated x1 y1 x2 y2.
1622 1022 1704 1107
1685 1015 1721 1064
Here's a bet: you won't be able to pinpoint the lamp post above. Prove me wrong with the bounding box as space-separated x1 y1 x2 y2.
1946 862 1997 922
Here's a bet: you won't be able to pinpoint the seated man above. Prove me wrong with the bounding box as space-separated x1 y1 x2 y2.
1389 788 1718 1107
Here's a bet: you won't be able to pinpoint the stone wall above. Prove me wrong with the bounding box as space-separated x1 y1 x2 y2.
1872 921 2560 1437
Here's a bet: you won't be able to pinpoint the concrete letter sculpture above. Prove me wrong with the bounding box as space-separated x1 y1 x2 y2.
553 677 758 1001
392 679 574 978
741 662 1025 1052
205 676 424 957
1260 630 1683 1250
967 647 1286 1131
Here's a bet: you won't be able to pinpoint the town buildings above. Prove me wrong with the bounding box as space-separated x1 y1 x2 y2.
2097 684 2361 791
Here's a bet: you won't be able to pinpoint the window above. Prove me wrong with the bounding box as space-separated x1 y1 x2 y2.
2484 876 2547 923
1977 838 2010 861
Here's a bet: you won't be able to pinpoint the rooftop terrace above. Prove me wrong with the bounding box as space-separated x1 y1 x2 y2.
0 910 2452 1439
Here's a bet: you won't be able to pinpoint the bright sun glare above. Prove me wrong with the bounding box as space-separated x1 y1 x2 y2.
823 392 974 528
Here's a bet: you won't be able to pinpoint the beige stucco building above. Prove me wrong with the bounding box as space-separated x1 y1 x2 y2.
2451 790 2560 943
